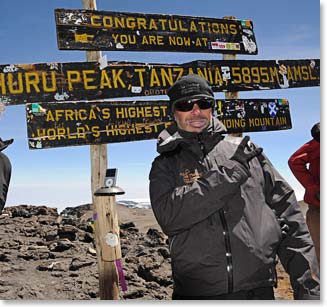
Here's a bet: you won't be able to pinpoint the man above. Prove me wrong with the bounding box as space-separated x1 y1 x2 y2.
0 137 13 214
149 74 319 300
288 122 320 265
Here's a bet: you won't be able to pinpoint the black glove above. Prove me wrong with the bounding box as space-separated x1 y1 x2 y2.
230 136 263 169
0 138 14 152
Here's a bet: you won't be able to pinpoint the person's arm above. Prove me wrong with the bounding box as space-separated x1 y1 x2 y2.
260 154 320 299
0 152 12 213
149 156 249 237
150 136 262 237
288 141 320 197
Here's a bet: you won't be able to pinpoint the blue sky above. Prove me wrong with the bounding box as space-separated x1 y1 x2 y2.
0 0 321 213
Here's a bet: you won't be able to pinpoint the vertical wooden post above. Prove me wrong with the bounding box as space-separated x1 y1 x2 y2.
82 0 121 300
223 16 242 138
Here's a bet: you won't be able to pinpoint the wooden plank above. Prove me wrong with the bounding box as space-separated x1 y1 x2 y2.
215 98 292 133
55 8 258 54
26 98 292 149
0 59 319 105
223 15 242 137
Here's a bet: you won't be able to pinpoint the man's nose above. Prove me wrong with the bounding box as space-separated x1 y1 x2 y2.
191 103 201 114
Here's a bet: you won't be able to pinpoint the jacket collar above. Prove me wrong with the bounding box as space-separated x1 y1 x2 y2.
157 117 226 154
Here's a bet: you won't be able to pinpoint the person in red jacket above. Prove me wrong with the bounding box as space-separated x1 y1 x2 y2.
288 122 320 265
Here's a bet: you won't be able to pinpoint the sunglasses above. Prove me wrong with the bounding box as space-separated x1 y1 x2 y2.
174 98 215 112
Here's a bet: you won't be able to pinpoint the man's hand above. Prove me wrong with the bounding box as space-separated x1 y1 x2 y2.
231 136 263 169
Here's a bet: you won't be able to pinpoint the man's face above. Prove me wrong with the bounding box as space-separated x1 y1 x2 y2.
173 98 213 133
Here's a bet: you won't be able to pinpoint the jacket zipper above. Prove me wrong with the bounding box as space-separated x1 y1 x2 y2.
219 208 234 293
197 135 213 169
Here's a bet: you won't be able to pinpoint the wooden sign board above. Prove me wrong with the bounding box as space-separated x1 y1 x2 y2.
0 59 319 105
26 99 291 149
55 8 258 54
215 98 291 133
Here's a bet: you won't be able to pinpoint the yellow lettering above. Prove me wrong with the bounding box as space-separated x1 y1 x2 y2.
134 68 146 87
220 23 229 34
196 68 208 80
292 66 302 80
148 19 158 30
89 108 96 119
115 107 125 119
137 17 147 30
214 68 224 85
229 24 237 35
150 69 161 87
160 68 173 86
269 67 279 83
103 16 113 28
112 33 119 44
91 15 102 27
101 108 111 119
221 118 246 129
301 66 309 80
260 67 269 83
79 109 87 120
114 16 125 29
42 71 57 92
91 126 100 137
100 70 112 89
158 19 167 30
77 127 86 138
65 109 74 121
55 110 64 121
190 21 197 32
195 37 203 46
112 69 125 88
142 35 149 45
0 73 6 94
46 110 55 122
83 70 97 90
67 70 81 91
7 73 24 94
25 72 40 93
126 17 136 29
232 67 242 84
178 20 188 31
287 66 294 81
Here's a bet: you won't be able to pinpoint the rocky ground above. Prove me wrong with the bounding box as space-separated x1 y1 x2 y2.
0 204 294 300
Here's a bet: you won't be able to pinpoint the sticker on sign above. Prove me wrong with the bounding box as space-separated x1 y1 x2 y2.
210 41 240 50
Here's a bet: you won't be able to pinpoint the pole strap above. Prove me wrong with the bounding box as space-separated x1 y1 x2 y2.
115 259 127 292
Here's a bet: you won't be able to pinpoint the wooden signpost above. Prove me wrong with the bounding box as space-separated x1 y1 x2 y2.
55 8 258 54
81 0 120 300
25 98 291 149
0 59 320 105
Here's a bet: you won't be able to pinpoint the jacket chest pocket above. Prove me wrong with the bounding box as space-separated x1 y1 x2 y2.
176 155 207 186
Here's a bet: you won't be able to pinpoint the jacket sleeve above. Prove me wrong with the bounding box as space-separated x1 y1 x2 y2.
288 140 320 206
149 155 249 237
260 154 320 299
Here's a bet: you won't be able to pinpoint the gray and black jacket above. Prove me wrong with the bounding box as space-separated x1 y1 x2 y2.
0 138 12 213
149 118 319 299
